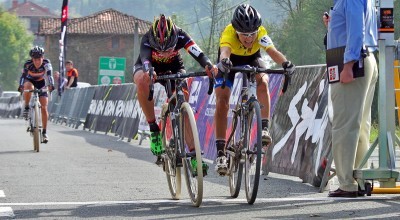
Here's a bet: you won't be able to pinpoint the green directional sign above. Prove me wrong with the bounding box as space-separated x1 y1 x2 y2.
98 56 126 85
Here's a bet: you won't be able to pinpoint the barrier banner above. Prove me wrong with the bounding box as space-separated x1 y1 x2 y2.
190 73 285 160
84 84 142 140
113 84 141 140
266 65 331 187
0 96 22 118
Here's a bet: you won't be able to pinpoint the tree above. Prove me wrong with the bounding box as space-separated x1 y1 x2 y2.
267 0 331 66
0 6 33 90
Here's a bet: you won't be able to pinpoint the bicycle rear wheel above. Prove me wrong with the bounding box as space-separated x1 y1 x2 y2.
227 104 243 198
160 103 181 200
180 102 203 207
244 100 262 204
32 104 40 152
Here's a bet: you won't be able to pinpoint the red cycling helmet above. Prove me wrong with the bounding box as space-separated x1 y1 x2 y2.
148 14 178 51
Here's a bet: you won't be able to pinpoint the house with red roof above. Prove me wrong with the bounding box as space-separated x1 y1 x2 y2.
8 0 56 45
38 8 151 85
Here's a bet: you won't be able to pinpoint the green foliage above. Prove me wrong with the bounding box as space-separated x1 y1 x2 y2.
0 7 33 90
270 0 332 65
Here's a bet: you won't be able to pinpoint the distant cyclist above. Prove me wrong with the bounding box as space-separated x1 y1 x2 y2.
214 4 296 175
133 14 217 174
18 46 54 143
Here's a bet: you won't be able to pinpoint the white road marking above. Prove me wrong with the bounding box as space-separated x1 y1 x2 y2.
0 207 14 218
0 190 4 198
0 196 396 206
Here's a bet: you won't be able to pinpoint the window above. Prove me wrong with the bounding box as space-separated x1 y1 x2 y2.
112 37 119 50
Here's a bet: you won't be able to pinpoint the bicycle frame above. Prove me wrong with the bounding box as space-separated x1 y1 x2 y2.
225 66 287 204
150 68 213 207
24 88 47 151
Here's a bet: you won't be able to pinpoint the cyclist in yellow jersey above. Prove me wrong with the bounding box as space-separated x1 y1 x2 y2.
214 4 296 175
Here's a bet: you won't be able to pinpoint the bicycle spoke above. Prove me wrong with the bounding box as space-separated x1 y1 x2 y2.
244 101 262 204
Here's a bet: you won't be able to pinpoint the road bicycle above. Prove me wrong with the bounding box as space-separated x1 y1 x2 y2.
148 68 213 207
223 66 289 204
24 88 49 152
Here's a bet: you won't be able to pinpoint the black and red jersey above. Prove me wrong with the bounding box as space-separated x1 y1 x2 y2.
19 59 53 86
134 26 211 74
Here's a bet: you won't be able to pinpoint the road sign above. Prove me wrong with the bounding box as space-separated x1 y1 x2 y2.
98 57 126 85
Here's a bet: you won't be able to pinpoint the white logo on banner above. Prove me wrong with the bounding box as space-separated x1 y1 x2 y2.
272 80 329 175
88 99 141 119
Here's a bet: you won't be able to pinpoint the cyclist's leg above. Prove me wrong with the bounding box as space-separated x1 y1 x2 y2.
22 81 34 118
253 58 272 146
214 71 234 175
181 79 209 176
133 65 162 158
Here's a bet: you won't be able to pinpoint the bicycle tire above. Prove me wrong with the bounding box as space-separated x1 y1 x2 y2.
33 104 40 152
180 102 203 207
160 103 181 200
244 100 262 204
227 104 243 198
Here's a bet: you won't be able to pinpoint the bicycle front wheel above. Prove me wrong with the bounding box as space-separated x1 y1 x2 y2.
32 104 40 152
160 103 181 200
244 100 262 204
227 103 243 198
180 102 203 207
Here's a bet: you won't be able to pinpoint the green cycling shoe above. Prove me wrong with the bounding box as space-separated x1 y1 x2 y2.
191 158 209 177
150 131 164 156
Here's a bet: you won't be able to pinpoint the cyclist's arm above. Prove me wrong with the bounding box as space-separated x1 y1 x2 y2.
139 33 153 72
19 68 28 88
219 46 232 61
44 60 54 87
265 47 287 66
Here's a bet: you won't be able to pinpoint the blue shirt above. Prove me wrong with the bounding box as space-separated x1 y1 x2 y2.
327 0 378 64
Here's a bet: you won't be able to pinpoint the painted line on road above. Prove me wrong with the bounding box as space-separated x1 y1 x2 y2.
0 190 4 198
0 207 14 218
0 196 397 206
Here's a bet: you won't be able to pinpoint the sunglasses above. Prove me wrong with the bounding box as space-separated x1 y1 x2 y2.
236 30 258 37
155 47 175 53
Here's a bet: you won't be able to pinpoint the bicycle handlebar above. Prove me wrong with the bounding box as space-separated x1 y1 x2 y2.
148 68 214 101
223 66 291 93
230 66 286 74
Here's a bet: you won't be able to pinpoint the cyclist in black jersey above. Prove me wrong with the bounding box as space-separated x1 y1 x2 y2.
18 46 54 143
133 14 217 172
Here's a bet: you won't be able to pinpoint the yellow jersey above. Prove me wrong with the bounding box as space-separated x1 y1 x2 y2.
219 24 274 56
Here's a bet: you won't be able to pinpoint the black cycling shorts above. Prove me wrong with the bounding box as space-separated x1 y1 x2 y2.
25 79 48 97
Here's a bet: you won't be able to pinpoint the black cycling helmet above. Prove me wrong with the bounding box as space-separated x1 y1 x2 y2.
29 46 44 58
148 14 178 51
231 4 262 33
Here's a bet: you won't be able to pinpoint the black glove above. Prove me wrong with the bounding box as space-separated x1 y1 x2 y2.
48 85 55 92
217 58 232 73
282 61 295 75
18 86 24 93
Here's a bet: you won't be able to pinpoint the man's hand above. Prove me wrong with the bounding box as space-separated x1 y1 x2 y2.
282 61 296 75
340 62 355 84
217 58 232 73
205 62 217 78
48 85 55 92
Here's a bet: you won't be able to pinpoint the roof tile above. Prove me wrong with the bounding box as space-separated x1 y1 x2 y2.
38 8 151 35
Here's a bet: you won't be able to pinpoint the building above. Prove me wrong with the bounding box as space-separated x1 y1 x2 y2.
7 0 56 45
38 8 151 85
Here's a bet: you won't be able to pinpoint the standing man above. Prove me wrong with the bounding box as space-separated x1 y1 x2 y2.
18 46 54 143
65 60 78 89
214 4 295 175
327 0 378 197
54 71 68 92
